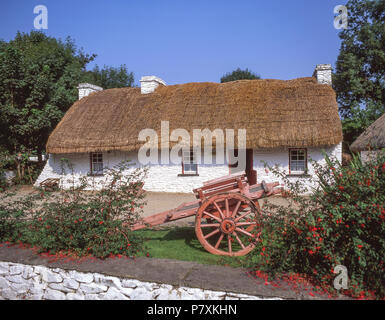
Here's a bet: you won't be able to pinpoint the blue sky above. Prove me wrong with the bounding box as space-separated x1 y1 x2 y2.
1 0 345 85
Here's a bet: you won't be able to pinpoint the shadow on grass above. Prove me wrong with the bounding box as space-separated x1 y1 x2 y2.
138 226 247 267
143 227 207 253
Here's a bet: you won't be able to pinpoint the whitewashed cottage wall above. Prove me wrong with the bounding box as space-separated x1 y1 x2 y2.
252 143 342 192
35 143 341 193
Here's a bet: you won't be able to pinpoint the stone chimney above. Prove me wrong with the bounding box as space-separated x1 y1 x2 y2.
140 76 166 94
77 83 103 100
313 64 332 85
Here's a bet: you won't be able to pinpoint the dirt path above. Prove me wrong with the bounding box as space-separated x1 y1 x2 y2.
0 185 291 228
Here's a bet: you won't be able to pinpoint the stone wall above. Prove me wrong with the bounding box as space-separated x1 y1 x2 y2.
0 261 279 300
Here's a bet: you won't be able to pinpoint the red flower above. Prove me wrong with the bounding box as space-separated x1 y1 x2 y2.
79 218 83 222
357 245 363 249
338 186 344 191
98 221 104 225
74 220 78 224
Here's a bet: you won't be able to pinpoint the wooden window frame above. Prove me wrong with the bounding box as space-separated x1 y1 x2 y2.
179 149 199 177
288 148 308 176
89 152 104 176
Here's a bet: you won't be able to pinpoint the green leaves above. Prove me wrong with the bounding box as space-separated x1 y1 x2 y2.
81 64 135 89
0 161 148 259
334 0 385 145
246 151 385 299
0 31 135 154
220 68 261 83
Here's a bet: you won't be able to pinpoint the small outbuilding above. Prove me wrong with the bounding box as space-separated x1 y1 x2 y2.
350 113 385 162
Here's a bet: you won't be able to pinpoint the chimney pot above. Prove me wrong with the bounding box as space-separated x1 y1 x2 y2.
77 83 103 100
313 64 332 85
140 76 166 94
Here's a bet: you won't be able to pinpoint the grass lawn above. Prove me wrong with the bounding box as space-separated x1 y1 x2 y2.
136 226 247 268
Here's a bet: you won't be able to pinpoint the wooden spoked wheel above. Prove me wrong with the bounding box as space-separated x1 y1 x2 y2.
195 193 262 256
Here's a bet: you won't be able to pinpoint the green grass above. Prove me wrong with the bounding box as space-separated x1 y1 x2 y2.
136 226 247 268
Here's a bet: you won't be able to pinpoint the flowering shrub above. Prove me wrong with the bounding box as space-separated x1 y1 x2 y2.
246 151 385 299
0 161 148 259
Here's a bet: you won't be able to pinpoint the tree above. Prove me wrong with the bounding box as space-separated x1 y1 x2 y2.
220 68 261 83
82 64 135 89
0 31 136 160
333 0 385 146
0 31 96 157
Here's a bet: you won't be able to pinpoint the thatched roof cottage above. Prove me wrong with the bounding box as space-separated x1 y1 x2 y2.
350 113 385 162
35 64 343 192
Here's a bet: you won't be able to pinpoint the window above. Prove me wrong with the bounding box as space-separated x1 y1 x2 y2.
181 149 198 175
90 152 103 176
289 148 307 174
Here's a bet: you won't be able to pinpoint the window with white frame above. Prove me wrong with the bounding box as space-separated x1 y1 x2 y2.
90 152 103 176
289 149 307 174
181 149 198 175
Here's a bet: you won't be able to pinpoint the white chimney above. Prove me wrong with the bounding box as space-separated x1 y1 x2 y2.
313 64 332 85
140 76 166 94
77 83 103 100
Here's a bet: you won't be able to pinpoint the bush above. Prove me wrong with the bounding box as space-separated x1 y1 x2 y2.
246 151 385 299
0 160 148 259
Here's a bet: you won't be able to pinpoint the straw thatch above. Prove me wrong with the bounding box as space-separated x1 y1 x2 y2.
350 113 385 152
46 77 342 154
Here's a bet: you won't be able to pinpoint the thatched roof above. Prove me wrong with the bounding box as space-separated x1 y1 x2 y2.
350 113 385 152
46 77 342 154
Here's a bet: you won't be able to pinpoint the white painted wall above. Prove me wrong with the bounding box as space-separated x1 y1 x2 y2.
35 143 342 194
34 150 229 193
252 143 342 192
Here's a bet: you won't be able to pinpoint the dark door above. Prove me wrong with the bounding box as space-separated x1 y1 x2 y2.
245 149 256 185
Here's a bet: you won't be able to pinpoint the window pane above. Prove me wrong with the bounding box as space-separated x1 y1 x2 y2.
91 153 103 175
290 149 306 173
182 150 198 174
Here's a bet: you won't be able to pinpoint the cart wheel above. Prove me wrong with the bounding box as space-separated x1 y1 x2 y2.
195 193 262 256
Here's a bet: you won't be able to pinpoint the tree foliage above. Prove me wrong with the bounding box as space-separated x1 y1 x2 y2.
0 31 136 157
220 68 261 83
82 64 135 89
333 0 385 146
0 31 95 154
247 152 385 299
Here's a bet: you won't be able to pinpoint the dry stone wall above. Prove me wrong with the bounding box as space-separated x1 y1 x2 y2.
0 261 281 300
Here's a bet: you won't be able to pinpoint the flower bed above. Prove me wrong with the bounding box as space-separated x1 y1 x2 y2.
0 161 148 259
246 151 385 299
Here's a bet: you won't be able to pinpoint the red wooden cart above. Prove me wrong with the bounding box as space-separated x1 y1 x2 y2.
131 173 282 256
